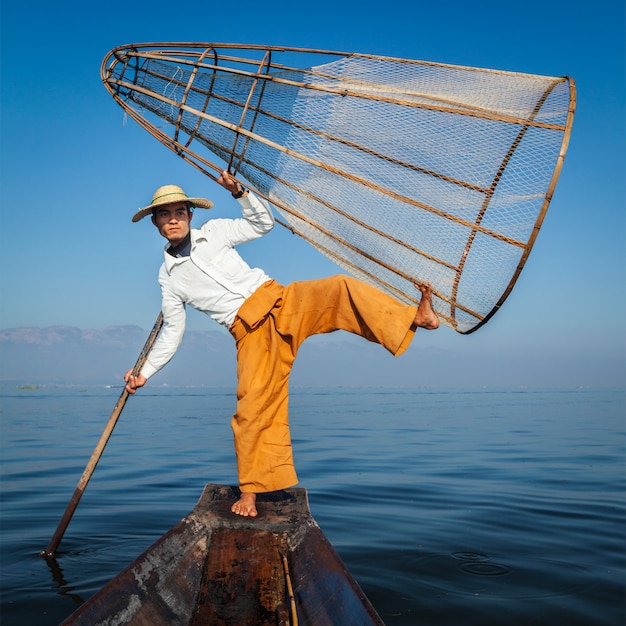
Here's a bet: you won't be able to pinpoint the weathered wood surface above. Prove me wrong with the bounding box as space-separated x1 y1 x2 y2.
61 484 384 625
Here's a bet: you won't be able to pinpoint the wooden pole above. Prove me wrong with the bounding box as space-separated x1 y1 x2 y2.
42 313 164 557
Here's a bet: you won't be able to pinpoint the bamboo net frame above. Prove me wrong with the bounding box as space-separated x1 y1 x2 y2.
101 43 575 333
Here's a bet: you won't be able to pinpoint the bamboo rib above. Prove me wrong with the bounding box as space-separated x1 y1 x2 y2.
183 48 219 151
175 46 215 146
228 49 272 173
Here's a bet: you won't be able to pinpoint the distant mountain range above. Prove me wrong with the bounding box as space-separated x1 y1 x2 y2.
0 325 236 387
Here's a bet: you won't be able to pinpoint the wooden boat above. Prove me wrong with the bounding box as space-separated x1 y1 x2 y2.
60 484 384 625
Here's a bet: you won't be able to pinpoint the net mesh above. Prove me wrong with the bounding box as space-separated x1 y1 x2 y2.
102 44 575 333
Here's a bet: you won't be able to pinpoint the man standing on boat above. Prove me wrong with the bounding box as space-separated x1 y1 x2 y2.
125 171 439 517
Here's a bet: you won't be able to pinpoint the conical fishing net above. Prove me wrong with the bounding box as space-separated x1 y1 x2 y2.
101 44 575 333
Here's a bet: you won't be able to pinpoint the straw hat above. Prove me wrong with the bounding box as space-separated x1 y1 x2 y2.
132 184 214 222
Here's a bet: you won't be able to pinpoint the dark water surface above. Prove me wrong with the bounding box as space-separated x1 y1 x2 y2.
1 386 624 625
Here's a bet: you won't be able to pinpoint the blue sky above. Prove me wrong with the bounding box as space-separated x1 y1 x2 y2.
1 0 624 388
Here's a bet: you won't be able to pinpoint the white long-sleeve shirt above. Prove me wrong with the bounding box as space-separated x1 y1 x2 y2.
141 192 274 379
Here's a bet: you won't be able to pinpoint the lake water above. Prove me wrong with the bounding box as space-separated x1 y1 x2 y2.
0 386 624 625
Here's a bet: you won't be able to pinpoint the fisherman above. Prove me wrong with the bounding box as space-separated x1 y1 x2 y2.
125 171 439 517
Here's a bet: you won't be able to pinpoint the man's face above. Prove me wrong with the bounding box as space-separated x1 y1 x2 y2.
151 202 192 246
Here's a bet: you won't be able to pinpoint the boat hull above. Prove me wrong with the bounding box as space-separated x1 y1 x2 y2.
61 484 384 625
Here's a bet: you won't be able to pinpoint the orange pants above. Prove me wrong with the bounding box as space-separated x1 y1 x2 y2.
228 275 417 493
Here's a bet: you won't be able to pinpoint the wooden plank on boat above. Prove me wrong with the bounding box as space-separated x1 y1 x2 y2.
60 484 385 625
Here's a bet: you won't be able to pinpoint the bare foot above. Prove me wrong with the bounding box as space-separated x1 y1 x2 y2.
231 492 258 517
413 283 439 330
